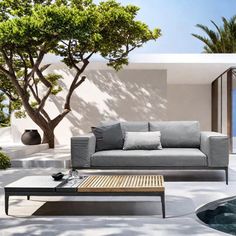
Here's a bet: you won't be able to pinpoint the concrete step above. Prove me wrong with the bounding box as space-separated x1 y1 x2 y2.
8 145 71 168
11 158 71 168
2 143 49 159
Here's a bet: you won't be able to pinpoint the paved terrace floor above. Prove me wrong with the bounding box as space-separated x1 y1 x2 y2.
0 154 236 235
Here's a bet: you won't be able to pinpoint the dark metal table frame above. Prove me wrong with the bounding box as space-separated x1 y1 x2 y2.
5 184 166 218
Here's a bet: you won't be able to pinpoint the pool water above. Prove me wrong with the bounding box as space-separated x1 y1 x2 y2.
197 197 236 235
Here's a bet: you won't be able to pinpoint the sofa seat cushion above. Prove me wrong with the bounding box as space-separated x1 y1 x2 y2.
91 148 207 167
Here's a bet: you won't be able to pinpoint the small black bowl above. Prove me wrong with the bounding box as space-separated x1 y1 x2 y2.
51 172 64 181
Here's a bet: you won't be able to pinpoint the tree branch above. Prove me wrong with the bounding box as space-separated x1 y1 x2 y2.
28 83 51 122
79 59 89 74
0 64 12 77
28 83 40 104
1 49 15 75
30 63 52 98
85 51 95 61
61 40 69 46
27 48 34 66
35 67 52 88
64 59 89 110
32 64 51 97
26 47 46 81
68 40 81 72
37 87 52 112
40 109 51 123
40 64 51 72
32 74 39 97
52 63 88 128
106 45 137 62
17 51 29 92
1 89 18 102
18 52 28 77
75 75 86 88
51 109 70 128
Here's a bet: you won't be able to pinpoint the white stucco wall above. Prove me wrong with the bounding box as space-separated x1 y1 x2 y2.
11 65 168 144
167 84 212 131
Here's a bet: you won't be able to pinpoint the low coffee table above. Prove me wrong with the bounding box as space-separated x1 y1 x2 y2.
5 175 165 218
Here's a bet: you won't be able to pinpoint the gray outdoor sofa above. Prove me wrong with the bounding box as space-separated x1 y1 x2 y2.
71 121 229 184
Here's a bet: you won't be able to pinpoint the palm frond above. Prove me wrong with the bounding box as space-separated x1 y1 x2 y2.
195 24 219 43
192 33 218 52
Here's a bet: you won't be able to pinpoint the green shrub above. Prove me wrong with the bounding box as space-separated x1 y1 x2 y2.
0 152 11 169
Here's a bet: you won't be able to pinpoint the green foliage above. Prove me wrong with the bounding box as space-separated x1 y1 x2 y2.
0 73 23 122
192 15 236 53
0 92 10 127
0 74 19 103
14 110 26 118
0 151 11 169
45 74 63 95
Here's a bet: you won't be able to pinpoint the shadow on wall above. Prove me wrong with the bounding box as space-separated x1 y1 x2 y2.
50 68 168 136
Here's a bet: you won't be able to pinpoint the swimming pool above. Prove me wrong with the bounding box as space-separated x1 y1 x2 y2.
196 196 236 235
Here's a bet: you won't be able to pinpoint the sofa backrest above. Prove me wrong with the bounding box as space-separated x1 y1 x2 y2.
149 121 200 148
101 120 200 148
101 121 148 137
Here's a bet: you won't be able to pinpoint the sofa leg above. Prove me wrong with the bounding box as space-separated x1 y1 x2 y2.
225 167 229 185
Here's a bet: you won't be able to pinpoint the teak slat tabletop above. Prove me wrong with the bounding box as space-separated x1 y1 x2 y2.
77 175 164 192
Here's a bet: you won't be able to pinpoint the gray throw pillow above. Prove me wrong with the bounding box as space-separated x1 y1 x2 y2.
91 123 123 151
123 131 162 150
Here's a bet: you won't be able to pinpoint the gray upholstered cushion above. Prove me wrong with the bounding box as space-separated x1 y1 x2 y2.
101 121 148 137
91 123 123 151
122 121 149 133
149 121 200 148
123 131 162 150
91 148 207 167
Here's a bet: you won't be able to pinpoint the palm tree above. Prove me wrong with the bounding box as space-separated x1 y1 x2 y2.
192 15 236 53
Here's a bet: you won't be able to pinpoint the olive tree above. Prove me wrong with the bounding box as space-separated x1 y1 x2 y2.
0 0 161 148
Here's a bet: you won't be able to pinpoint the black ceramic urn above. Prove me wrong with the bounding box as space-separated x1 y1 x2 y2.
21 129 41 145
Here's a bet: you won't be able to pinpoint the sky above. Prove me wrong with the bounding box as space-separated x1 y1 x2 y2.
95 0 236 53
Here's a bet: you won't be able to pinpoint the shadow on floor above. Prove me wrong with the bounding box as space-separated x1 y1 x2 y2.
31 195 194 218
33 201 162 216
78 169 230 183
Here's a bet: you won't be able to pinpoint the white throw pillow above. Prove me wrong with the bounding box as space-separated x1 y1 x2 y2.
123 131 162 150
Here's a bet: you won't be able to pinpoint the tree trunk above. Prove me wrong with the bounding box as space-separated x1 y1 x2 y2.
42 128 55 148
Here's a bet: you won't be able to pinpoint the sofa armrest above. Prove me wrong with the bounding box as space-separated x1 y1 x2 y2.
200 131 229 167
71 133 96 168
